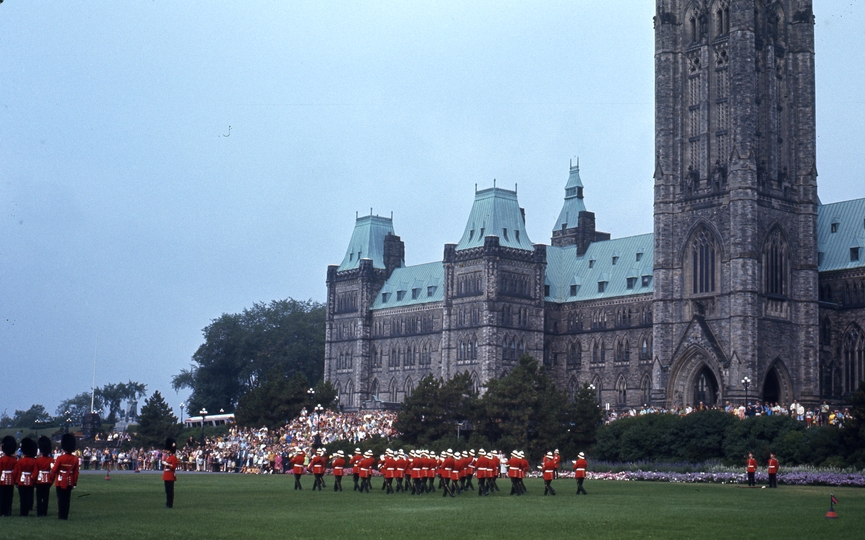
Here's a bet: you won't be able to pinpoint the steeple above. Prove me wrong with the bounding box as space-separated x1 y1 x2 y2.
553 159 587 231
550 160 609 254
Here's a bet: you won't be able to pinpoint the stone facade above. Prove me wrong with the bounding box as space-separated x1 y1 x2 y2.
324 0 865 410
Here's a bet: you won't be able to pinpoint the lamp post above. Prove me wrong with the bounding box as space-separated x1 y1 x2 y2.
179 403 185 425
199 408 208 446
742 377 751 407
65 409 72 434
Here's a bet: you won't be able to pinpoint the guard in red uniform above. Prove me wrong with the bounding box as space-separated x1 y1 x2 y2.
35 436 54 517
746 452 757 487
382 449 396 494
489 451 501 492
330 450 346 492
0 436 18 516
767 453 779 488
553 449 562 479
51 433 80 520
394 450 407 493
475 449 489 496
14 438 38 515
441 450 456 497
349 448 362 491
358 450 374 493
310 449 326 491
290 449 306 490
161 438 178 508
542 451 557 496
574 452 588 495
507 451 521 496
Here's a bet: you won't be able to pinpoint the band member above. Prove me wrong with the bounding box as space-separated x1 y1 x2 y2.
358 450 374 493
382 449 396 494
574 452 588 495
394 450 407 493
330 450 346 492
441 450 456 497
310 449 326 491
746 452 757 487
14 438 38 515
51 433 80 520
507 451 522 496
517 451 529 494
162 438 178 508
290 448 306 490
349 448 362 491
542 451 557 496
767 453 779 488
0 436 18 516
475 449 489 496
35 436 54 517
489 450 501 492
553 449 562 479
378 453 388 491
424 451 436 494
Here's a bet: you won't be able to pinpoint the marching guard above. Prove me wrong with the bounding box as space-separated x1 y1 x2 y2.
541 451 557 496
309 449 326 491
14 438 38 516
574 452 588 495
35 436 54 517
358 450 374 493
290 448 306 490
330 450 346 492
349 448 362 491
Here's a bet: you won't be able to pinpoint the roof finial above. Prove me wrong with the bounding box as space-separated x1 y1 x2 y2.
475 183 477 193
370 207 373 216
576 156 580 171
391 211 393 220
493 178 496 188
515 183 518 194
356 211 358 219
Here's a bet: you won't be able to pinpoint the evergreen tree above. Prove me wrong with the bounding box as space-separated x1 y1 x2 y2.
135 390 179 447
394 372 476 446
234 369 309 429
561 382 605 456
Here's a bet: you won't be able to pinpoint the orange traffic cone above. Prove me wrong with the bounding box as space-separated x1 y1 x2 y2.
825 493 838 519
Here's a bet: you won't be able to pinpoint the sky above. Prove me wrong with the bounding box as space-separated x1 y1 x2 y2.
2 1 864 419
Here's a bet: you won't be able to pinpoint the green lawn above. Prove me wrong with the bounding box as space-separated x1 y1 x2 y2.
2 473 862 539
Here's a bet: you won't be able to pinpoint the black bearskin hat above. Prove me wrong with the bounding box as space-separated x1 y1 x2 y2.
38 436 52 457
165 437 177 453
1 435 16 456
20 437 37 458
61 433 76 453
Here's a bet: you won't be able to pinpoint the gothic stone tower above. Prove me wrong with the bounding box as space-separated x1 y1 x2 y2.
653 0 819 407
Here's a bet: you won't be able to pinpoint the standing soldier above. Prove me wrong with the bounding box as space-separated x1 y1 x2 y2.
161 438 178 508
358 450 374 493
51 433 80 520
382 450 396 494
35 436 54 517
574 452 588 495
349 448 363 491
330 450 346 492
14 438 38 515
290 448 306 490
746 452 757 487
310 449 326 491
542 451 557 496
767 453 779 488
0 436 18 516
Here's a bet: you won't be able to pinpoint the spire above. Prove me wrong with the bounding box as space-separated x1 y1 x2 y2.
553 160 587 231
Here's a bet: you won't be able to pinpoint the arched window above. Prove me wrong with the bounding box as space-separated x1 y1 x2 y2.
842 326 865 395
641 336 649 360
404 377 414 398
623 339 631 362
641 375 652 405
616 376 627 405
471 372 481 395
344 379 354 407
473 336 479 360
388 378 398 401
567 377 578 401
592 340 600 363
690 227 718 294
568 341 581 368
370 379 379 400
763 228 788 296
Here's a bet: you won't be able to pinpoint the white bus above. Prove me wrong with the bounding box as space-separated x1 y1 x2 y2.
184 413 235 428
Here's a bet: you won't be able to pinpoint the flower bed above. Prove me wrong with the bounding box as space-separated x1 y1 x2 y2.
559 470 865 487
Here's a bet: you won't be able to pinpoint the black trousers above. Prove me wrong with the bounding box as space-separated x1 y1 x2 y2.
747 472 755 487
768 474 777 488
36 484 51 516
18 485 34 516
56 486 72 520
165 480 175 508
0 485 14 516
576 477 587 494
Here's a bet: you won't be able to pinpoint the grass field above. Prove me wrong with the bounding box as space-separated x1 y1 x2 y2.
2 472 863 539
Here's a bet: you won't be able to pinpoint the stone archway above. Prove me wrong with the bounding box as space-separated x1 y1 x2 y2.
762 359 793 405
667 346 724 408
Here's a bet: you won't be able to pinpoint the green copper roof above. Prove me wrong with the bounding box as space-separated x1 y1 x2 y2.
553 162 587 231
545 233 654 303
338 214 399 272
817 198 865 272
371 262 444 310
455 186 534 251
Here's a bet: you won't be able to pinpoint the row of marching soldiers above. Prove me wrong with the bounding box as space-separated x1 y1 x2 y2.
0 434 80 519
283 447 582 497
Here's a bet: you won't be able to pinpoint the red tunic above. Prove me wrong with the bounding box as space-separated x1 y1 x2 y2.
162 454 178 481
395 457 406 479
475 455 490 479
490 456 501 477
767 458 779 475
542 457 557 481
331 457 346 477
358 457 374 478
14 456 38 487
310 455 326 475
747 458 757 473
349 454 362 475
507 457 519 479
574 458 587 479
383 456 396 479
0 455 16 487
409 457 422 480
291 452 306 475
35 456 54 485
51 453 80 488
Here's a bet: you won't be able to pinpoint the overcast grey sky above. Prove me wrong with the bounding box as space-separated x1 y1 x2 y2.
2 1 863 418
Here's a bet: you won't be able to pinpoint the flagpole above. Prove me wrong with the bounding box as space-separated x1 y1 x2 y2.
90 334 98 413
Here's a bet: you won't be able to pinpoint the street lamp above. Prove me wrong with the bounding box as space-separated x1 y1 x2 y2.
199 408 208 446
65 410 72 434
179 403 185 425
742 377 751 407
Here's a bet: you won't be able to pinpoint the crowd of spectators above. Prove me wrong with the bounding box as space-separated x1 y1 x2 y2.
605 400 852 427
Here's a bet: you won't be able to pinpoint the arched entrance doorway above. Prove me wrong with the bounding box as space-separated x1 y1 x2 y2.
693 366 719 407
762 369 780 404
762 360 793 405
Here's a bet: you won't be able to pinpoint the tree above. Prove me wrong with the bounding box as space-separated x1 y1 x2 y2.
561 382 605 456
234 369 309 429
173 298 326 412
56 392 104 426
135 390 180 447
842 381 865 468
313 379 339 410
394 372 477 447
11 404 53 428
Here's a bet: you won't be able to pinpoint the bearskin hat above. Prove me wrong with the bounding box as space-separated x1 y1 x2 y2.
1 435 16 456
20 437 37 458
38 436 52 457
61 433 77 453
165 437 177 452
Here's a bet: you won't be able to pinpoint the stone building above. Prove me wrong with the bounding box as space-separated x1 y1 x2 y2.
325 0 865 410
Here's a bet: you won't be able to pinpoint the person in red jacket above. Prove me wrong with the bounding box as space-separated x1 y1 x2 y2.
542 451 557 496
767 453 779 488
382 449 396 494
309 449 326 491
290 449 306 490
0 436 18 516
349 448 362 492
51 433 80 520
14 437 38 515
441 449 456 497
475 449 489 496
746 452 757 487
330 450 346 492
574 452 588 495
394 450 407 493
358 450 374 493
161 438 178 508
35 436 54 517
489 450 501 493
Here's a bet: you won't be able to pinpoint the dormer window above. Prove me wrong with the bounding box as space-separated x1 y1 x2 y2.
598 281 607 293
589 259 595 269
427 286 436 297
515 230 520 242
612 256 619 265
480 227 485 237
642 275 652 287
852 248 861 262
636 252 643 262
502 228 509 241
412 288 420 299
397 290 406 301
627 277 637 289
469 229 474 241
349 253 354 261
381 292 389 303
577 187 583 198
570 284 578 296
544 284 551 296
831 222 839 233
